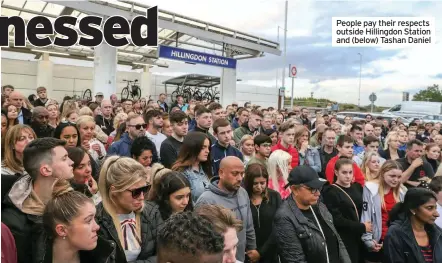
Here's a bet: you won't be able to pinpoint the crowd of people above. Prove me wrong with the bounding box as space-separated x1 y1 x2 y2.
1 83 442 263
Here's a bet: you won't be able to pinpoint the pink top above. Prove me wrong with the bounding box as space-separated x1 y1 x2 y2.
268 177 291 199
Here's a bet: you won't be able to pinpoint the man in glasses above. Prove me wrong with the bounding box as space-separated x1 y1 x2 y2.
273 165 351 263
30 106 54 138
108 114 147 157
247 134 272 169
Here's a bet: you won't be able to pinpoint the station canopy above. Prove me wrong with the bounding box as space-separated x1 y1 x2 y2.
164 74 220 88
1 0 281 69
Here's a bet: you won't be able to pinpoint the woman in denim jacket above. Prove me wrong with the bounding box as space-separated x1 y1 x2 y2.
294 126 321 173
172 131 213 204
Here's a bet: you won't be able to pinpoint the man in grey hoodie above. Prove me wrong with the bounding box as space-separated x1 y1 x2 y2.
196 156 257 262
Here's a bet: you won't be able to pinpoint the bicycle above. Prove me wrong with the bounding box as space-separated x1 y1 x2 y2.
121 79 142 101
83 89 92 102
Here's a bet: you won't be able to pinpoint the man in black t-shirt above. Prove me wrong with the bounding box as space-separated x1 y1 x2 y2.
160 111 188 168
397 139 434 188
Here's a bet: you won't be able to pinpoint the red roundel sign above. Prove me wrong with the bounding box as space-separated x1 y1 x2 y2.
291 66 297 77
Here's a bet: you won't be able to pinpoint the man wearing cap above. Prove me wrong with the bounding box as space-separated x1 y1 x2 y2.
273 165 351 263
95 92 104 104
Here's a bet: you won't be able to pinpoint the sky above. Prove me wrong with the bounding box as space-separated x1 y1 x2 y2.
2 0 442 107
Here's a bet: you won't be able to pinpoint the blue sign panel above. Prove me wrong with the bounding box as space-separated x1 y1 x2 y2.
159 45 237 69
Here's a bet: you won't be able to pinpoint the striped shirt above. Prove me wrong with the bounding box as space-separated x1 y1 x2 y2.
420 244 433 262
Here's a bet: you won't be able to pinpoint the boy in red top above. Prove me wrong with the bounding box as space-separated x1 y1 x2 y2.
325 135 365 186
271 121 299 168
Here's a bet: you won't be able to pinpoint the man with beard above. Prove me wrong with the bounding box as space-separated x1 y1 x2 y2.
108 114 146 157
145 109 167 155
196 156 257 263
31 106 54 138
32 86 49 107
300 107 311 129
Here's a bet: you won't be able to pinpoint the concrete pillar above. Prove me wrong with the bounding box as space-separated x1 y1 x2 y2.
36 53 53 96
92 43 117 100
220 68 236 106
140 66 153 100
220 46 236 106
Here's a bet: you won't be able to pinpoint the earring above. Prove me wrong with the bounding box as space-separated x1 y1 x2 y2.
412 212 416 215
62 236 66 240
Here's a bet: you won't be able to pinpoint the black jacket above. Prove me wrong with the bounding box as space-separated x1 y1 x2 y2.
31 122 54 138
249 189 282 263
322 183 365 263
378 148 405 160
95 201 163 263
1 175 46 263
95 115 114 136
273 195 351 263
43 236 116 263
21 107 32 125
384 214 442 263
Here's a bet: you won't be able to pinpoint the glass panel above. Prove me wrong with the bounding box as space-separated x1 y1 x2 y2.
2 0 26 8
42 3 64 16
23 1 46 12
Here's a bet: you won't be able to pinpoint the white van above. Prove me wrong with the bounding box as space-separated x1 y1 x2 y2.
382 101 442 118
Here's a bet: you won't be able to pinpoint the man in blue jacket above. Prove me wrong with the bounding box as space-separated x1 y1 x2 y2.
108 114 146 157
211 119 243 177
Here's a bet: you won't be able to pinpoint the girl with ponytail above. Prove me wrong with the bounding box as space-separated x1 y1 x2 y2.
42 180 114 263
95 156 163 263
383 187 442 263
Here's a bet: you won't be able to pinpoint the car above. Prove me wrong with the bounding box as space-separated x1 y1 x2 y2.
419 115 442 124
336 112 410 125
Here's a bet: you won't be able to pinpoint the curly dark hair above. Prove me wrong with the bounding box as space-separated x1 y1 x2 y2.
130 136 159 165
157 211 224 261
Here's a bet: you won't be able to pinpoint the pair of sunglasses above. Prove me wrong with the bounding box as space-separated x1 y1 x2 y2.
129 123 148 130
126 185 150 199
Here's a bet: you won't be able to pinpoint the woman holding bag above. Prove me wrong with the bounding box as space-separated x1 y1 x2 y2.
323 157 372 263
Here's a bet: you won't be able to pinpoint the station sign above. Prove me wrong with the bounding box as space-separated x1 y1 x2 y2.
159 45 237 69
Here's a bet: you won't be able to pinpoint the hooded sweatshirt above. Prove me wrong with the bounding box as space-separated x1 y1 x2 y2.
233 122 256 145
2 174 47 263
195 177 257 262
360 181 405 250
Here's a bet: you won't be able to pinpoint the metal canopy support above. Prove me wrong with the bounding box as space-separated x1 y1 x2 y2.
42 0 281 56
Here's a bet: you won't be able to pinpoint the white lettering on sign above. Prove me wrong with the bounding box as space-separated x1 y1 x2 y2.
209 57 229 66
171 50 208 62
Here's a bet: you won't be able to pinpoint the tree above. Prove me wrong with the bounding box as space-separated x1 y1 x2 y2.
412 84 442 102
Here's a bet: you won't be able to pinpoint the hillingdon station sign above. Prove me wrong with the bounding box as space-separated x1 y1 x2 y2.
159 45 237 69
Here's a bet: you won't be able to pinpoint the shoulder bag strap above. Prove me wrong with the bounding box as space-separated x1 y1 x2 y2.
331 184 359 219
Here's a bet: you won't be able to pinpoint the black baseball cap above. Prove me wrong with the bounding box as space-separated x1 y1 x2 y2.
285 165 327 189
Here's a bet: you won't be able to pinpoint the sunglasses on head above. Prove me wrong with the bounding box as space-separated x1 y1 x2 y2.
126 185 150 199
129 123 148 130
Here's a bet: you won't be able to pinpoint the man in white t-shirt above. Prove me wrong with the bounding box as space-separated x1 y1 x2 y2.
145 109 167 155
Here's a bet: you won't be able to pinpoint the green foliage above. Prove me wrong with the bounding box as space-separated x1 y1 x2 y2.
412 84 442 102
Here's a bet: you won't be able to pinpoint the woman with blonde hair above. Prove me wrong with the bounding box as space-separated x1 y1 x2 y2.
76 115 106 164
96 156 163 262
239 135 254 165
106 112 128 149
46 102 60 128
1 124 36 176
60 100 78 120
360 160 406 262
78 107 108 144
361 151 382 181
379 131 405 160
267 149 292 199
